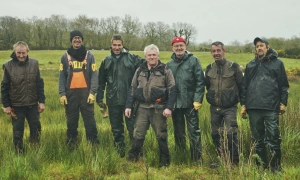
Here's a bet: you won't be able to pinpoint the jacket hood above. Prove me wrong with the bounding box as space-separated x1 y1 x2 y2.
255 48 278 62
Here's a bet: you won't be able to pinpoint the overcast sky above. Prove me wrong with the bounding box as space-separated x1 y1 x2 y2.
1 0 299 45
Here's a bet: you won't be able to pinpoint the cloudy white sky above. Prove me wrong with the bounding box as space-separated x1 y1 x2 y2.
1 0 299 45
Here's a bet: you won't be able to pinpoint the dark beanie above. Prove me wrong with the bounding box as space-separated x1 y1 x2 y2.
70 30 84 42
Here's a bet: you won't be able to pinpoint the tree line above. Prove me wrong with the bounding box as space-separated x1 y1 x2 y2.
0 14 197 51
198 36 300 59
1 14 299 59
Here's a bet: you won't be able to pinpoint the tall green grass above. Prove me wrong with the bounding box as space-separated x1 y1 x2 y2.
0 50 299 179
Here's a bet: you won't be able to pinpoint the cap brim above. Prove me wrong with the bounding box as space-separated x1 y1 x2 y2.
253 37 262 45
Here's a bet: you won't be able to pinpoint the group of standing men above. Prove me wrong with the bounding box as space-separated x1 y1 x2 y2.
1 30 289 172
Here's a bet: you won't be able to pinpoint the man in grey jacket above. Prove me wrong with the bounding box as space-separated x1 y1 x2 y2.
125 44 176 167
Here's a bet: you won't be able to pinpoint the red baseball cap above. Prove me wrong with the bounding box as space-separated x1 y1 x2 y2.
171 37 186 45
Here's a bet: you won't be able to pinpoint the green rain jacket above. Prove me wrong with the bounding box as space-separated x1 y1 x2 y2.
167 51 205 108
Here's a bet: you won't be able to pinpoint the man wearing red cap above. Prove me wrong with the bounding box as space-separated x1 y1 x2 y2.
167 36 205 164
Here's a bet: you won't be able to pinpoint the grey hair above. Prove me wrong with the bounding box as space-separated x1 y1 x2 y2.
13 41 30 52
143 44 159 55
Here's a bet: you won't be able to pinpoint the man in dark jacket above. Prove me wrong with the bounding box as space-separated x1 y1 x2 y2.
1 41 45 154
167 37 205 163
96 35 144 157
205 41 243 167
240 37 289 173
125 44 176 167
59 30 99 150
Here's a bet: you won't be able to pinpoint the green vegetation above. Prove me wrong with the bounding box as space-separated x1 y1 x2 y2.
0 50 300 179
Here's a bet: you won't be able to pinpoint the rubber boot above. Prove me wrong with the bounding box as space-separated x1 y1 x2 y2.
256 147 268 169
158 138 170 168
227 132 239 165
270 148 282 173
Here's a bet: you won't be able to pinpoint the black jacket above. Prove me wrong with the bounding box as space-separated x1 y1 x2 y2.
240 49 289 111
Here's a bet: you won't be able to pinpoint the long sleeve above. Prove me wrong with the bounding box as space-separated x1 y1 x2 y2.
1 67 11 107
165 69 176 110
278 61 289 106
96 60 106 102
89 53 98 95
125 68 139 109
58 54 67 96
193 58 205 103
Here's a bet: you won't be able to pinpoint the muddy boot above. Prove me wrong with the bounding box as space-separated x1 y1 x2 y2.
127 139 144 162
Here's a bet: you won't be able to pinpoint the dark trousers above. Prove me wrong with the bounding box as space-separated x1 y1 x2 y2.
248 109 282 170
108 105 134 156
172 108 202 161
65 88 99 145
12 104 41 151
210 106 239 164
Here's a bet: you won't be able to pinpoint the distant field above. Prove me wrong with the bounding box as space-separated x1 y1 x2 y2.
0 50 299 70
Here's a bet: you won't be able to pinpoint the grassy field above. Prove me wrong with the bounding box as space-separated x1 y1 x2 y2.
0 50 300 179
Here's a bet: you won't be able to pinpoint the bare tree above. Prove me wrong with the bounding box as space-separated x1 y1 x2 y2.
172 22 197 45
121 14 142 50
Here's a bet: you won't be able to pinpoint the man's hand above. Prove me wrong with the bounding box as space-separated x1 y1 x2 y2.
125 108 131 118
2 106 11 114
87 93 95 104
193 102 202 110
279 103 286 115
60 96 68 106
2 106 17 120
240 105 247 119
38 103 45 113
97 102 107 108
163 108 172 118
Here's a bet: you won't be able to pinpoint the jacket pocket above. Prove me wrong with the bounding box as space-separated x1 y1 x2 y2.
134 88 145 102
221 90 238 108
150 88 166 103
206 89 217 106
